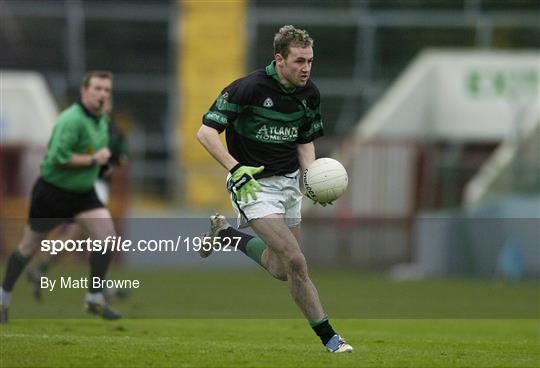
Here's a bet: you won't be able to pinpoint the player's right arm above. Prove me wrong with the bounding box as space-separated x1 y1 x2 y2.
196 125 238 171
198 82 263 202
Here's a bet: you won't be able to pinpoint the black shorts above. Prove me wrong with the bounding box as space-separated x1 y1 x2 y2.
28 177 104 233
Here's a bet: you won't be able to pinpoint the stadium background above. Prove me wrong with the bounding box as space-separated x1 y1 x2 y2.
0 1 539 367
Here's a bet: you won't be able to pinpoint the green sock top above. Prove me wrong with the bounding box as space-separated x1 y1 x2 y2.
246 237 266 266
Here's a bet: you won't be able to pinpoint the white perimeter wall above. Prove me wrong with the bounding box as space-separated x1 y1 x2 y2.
356 50 539 142
342 50 539 217
1 71 57 147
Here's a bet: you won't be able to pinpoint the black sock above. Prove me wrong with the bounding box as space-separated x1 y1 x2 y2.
312 319 336 345
89 251 113 292
2 250 31 292
219 227 253 255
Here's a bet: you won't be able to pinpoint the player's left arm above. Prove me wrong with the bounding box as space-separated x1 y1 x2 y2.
297 87 323 172
297 142 315 173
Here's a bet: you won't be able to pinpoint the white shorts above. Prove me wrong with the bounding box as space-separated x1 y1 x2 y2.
227 170 303 229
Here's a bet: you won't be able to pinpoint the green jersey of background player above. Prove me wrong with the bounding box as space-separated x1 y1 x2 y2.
197 25 353 353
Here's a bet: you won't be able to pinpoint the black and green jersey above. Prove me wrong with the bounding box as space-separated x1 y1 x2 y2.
40 102 108 192
202 61 324 178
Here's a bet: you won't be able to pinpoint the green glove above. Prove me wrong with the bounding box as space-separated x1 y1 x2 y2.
230 164 265 203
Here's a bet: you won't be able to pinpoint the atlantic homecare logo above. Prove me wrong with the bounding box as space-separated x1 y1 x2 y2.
255 124 298 142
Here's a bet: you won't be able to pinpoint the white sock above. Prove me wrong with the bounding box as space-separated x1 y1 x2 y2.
0 288 11 306
85 292 105 305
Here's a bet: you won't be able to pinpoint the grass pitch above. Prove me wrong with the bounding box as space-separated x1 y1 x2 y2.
2 319 538 367
0 266 538 367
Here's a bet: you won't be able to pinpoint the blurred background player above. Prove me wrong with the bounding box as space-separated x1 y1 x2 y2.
25 96 129 303
0 71 121 323
196 25 353 353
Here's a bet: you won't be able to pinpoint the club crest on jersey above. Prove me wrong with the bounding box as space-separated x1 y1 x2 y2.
216 92 229 110
263 97 274 108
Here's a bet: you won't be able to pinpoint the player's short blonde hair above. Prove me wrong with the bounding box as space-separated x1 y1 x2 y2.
273 25 313 59
82 70 113 88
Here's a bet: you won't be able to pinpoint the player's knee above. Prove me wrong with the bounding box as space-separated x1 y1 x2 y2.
287 253 307 275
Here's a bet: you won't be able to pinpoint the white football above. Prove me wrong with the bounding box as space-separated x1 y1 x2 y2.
303 158 348 204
